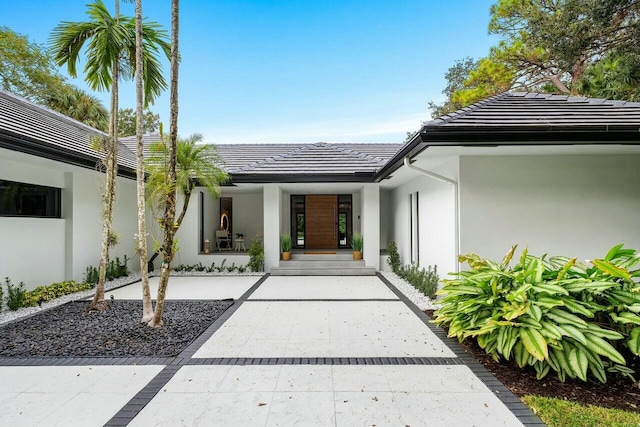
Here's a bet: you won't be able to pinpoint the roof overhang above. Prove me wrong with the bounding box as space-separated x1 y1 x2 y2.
0 129 137 180
375 126 640 182
227 172 377 184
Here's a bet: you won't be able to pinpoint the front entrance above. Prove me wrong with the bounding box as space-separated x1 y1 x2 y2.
291 194 352 250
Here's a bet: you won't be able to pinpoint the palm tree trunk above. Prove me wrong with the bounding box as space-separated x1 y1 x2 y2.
135 0 153 322
89 0 121 312
149 0 179 327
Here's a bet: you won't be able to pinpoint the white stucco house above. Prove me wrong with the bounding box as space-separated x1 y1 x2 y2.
1 89 639 289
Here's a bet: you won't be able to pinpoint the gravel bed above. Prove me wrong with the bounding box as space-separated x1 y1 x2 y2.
0 299 234 357
379 271 441 310
0 273 142 326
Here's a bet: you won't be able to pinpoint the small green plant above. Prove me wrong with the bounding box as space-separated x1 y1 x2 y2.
206 262 216 273
195 262 205 272
280 233 292 253
351 233 363 252
387 241 401 273
22 281 93 307
216 258 227 272
248 237 264 272
173 264 186 272
5 277 27 310
0 280 4 310
84 265 99 284
397 263 439 299
237 264 247 273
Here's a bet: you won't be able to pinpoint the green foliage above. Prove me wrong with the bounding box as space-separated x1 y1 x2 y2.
434 244 640 384
522 395 640 427
398 264 439 299
351 233 363 252
428 57 479 118
248 237 265 272
0 280 3 310
386 241 401 274
22 281 94 307
171 260 249 274
0 27 67 107
84 265 99 284
577 51 640 102
5 277 27 310
49 0 171 105
280 233 292 253
118 108 160 136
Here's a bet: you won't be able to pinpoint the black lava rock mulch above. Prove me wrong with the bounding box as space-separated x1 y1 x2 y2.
0 300 234 357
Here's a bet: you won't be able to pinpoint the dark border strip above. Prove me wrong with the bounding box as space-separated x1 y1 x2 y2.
102 274 270 426
104 365 181 427
186 357 461 365
376 273 546 427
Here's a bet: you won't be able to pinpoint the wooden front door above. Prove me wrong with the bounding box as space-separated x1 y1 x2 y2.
305 195 338 249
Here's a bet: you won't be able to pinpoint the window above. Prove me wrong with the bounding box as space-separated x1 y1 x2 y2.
0 179 61 218
410 191 419 263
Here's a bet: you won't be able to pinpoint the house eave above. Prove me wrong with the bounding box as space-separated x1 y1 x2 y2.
0 130 138 180
375 127 640 182
227 172 378 184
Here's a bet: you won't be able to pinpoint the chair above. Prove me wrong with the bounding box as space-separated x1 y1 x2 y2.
215 230 232 251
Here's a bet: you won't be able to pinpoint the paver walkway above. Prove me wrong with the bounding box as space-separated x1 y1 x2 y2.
0 274 544 426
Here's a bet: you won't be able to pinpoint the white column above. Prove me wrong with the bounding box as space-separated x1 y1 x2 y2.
263 184 281 272
361 184 380 270
63 172 74 280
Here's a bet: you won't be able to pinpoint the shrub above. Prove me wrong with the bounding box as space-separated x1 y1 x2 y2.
84 265 99 284
351 233 363 252
248 237 264 272
237 264 247 273
216 259 227 272
5 278 27 310
0 279 3 310
434 244 640 384
22 281 93 307
398 263 439 299
387 241 401 273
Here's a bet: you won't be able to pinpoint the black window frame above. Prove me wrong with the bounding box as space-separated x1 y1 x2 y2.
0 179 62 219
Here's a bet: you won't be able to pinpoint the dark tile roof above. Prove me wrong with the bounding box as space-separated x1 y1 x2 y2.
120 133 161 158
427 92 640 131
0 90 137 176
376 92 640 181
217 142 402 177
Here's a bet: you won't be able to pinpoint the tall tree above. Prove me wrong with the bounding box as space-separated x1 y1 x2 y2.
147 0 180 327
134 0 153 322
47 86 109 131
50 0 170 311
488 0 640 94
0 27 67 105
118 107 160 136
428 57 479 119
430 0 640 118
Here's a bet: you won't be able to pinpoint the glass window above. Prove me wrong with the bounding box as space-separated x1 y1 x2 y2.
0 179 61 218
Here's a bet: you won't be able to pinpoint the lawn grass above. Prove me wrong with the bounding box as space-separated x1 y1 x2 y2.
522 395 640 427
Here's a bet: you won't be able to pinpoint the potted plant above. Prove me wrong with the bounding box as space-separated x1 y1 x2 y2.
351 233 363 260
280 233 292 260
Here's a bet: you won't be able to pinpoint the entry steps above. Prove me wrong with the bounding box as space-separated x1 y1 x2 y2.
270 252 376 276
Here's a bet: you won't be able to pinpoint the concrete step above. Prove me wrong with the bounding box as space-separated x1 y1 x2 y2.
270 267 377 276
280 260 365 268
290 253 354 261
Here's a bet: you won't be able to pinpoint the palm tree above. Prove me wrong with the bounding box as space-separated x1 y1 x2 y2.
146 133 228 327
134 0 152 322
147 0 180 327
50 0 170 311
47 85 108 131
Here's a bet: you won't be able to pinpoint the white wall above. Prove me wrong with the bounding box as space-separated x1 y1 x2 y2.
379 189 392 251
389 169 458 278
459 154 640 263
361 184 380 270
0 151 138 288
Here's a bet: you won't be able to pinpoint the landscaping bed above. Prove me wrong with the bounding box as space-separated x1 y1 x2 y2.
0 300 233 357
425 309 640 415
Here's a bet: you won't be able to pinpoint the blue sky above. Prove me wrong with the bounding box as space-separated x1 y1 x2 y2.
4 0 498 144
